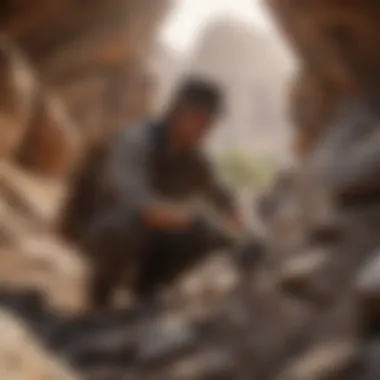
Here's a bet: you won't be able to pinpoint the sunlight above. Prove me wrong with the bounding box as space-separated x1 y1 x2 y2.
160 0 272 53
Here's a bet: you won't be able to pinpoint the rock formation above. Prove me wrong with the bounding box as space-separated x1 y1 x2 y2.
268 0 380 160
0 0 170 177
252 1 380 379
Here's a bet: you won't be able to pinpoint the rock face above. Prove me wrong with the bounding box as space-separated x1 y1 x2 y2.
268 0 380 161
254 1 380 380
0 2 174 378
0 38 36 160
0 309 78 380
0 37 81 177
1 0 171 128
0 0 170 177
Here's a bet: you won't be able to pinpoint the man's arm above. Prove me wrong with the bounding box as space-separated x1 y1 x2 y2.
197 156 244 233
103 127 193 230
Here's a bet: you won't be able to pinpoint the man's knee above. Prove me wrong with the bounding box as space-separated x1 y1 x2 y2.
134 230 214 296
83 211 143 308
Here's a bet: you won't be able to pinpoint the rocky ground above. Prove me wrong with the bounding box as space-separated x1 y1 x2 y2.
0 161 259 380
2 160 380 380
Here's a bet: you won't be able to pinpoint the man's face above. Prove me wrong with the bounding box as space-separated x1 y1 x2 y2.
170 102 216 149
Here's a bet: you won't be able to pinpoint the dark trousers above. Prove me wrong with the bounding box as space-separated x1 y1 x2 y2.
84 212 214 309
134 229 214 298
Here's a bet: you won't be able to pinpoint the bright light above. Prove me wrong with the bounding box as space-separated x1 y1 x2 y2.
160 0 272 53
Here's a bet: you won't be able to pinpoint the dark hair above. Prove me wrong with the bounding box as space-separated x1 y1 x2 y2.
173 76 224 114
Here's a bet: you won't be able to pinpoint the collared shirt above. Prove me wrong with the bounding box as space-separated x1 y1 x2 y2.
101 120 235 219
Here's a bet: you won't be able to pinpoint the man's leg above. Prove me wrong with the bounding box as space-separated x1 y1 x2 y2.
134 229 215 300
88 251 125 310
83 210 142 310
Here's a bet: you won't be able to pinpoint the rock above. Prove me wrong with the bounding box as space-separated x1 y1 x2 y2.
278 249 330 303
0 308 78 380
361 339 380 380
0 37 37 159
147 347 236 380
289 69 338 159
0 161 66 224
0 0 172 141
136 315 198 368
277 341 359 380
16 92 82 177
355 250 380 322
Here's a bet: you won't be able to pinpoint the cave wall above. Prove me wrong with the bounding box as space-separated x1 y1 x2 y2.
253 2 380 379
0 0 171 177
267 0 380 159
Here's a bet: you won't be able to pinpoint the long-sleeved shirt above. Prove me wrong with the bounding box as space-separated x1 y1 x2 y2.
100 121 235 219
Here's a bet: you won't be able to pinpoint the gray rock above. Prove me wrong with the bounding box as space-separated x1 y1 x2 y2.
356 251 380 320
277 341 359 380
278 249 330 303
135 317 199 367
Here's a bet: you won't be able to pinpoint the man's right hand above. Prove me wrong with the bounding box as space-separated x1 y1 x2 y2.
140 202 238 248
140 202 194 230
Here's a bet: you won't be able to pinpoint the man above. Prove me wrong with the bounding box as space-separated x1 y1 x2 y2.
62 77 245 309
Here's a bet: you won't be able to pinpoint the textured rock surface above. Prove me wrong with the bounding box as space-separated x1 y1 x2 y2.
0 0 171 139
0 0 170 177
0 309 78 380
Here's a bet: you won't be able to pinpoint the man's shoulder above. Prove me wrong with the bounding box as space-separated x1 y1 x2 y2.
113 122 155 150
119 121 152 139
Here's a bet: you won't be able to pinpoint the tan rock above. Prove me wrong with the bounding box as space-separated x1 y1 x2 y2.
0 161 66 224
0 37 37 158
16 92 82 178
277 341 359 380
278 249 329 302
355 250 380 320
0 309 78 380
0 0 171 140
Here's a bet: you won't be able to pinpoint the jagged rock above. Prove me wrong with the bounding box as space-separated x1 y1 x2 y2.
0 308 78 380
361 339 380 380
289 69 334 159
267 0 379 90
0 0 172 141
355 250 380 321
0 36 81 178
0 161 66 224
278 249 330 303
135 316 198 368
277 341 360 380
16 91 82 177
0 37 36 158
145 347 236 380
268 0 380 173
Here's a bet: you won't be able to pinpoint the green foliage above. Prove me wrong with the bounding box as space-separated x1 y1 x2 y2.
215 149 278 189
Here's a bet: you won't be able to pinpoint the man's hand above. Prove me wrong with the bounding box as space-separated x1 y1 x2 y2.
220 209 266 271
140 202 193 230
140 201 245 251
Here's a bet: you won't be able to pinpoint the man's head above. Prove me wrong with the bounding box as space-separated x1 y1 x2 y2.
166 77 224 150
